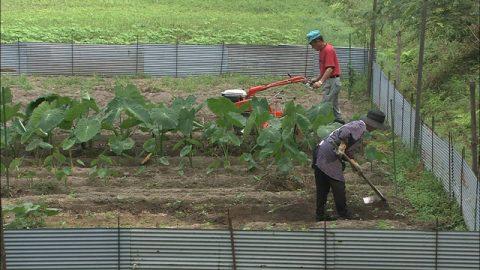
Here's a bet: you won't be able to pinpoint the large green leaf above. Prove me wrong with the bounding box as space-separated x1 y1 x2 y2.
108 136 135 155
180 145 192 157
226 111 246 128
172 95 197 110
125 102 150 124
74 118 101 143
27 101 51 129
149 107 177 131
207 97 240 116
309 102 335 129
177 108 195 136
61 137 76 150
316 123 341 139
64 100 89 122
114 83 145 104
39 108 65 132
143 138 156 153
26 138 53 151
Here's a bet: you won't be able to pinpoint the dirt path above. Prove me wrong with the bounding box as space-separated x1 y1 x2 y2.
3 77 430 230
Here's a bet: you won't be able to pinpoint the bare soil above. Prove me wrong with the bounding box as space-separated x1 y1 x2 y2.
3 76 432 230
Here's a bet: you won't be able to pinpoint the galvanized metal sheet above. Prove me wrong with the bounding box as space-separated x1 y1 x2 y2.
4 228 479 269
1 42 370 78
372 63 480 231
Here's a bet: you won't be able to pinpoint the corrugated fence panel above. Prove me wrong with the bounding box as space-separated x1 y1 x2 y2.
4 229 129 270
331 230 437 270
1 42 371 77
3 229 479 269
225 45 308 77
372 63 480 231
128 229 232 269
73 44 139 75
437 232 480 269
234 230 334 269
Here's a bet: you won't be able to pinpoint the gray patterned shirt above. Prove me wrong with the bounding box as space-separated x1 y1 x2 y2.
314 120 367 181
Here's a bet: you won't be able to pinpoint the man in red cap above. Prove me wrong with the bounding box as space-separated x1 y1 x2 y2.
307 30 344 124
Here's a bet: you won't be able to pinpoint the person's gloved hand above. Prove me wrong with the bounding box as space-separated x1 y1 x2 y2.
335 142 347 158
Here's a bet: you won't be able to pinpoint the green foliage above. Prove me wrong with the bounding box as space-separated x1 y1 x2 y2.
2 202 59 229
44 148 71 186
89 154 115 181
74 117 101 143
205 97 246 168
0 0 357 46
108 135 135 156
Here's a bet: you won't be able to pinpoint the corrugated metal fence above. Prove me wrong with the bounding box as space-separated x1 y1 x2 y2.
3 228 479 269
0 42 370 78
372 63 480 231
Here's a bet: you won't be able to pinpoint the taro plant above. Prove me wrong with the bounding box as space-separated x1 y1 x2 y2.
89 153 115 181
204 97 246 170
252 101 337 175
101 83 148 156
43 148 72 187
2 202 60 229
171 96 203 170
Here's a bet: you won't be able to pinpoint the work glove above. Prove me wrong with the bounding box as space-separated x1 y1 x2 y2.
335 142 347 158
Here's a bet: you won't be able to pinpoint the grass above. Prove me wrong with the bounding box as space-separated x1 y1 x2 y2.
1 73 315 98
0 0 358 46
350 79 466 230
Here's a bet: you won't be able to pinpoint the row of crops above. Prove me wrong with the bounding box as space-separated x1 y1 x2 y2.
0 85 340 186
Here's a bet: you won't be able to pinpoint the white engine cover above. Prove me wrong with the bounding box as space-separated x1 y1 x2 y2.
221 89 247 97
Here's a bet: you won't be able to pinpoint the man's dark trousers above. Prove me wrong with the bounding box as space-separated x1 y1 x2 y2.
314 167 348 218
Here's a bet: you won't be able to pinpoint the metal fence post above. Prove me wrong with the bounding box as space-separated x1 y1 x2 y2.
378 64 382 107
227 210 237 270
220 41 225 75
460 147 465 215
448 132 452 198
475 175 479 230
348 33 352 99
117 214 120 270
324 219 327 270
434 218 438 270
17 38 21 75
386 72 391 121
1 88 9 191
431 116 435 172
410 93 414 149
470 80 478 176
304 43 309 77
135 35 139 75
175 38 179 78
391 99 397 195
71 38 74 76
401 96 405 140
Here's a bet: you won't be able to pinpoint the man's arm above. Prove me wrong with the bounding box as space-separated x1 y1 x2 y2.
313 67 333 88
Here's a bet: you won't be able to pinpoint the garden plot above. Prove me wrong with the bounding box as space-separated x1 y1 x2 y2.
1 76 439 230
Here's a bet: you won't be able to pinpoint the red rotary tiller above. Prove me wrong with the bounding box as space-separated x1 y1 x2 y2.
220 75 311 118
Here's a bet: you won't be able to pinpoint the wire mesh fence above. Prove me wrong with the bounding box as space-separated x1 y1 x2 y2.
0 41 371 78
372 63 480 231
3 228 479 269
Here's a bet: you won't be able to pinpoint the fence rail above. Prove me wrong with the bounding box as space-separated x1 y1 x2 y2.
372 63 480 231
0 42 371 78
3 228 479 269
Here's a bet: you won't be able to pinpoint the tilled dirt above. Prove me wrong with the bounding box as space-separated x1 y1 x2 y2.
2 76 431 230
4 156 429 230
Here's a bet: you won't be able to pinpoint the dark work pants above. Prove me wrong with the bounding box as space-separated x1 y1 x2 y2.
314 167 348 217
